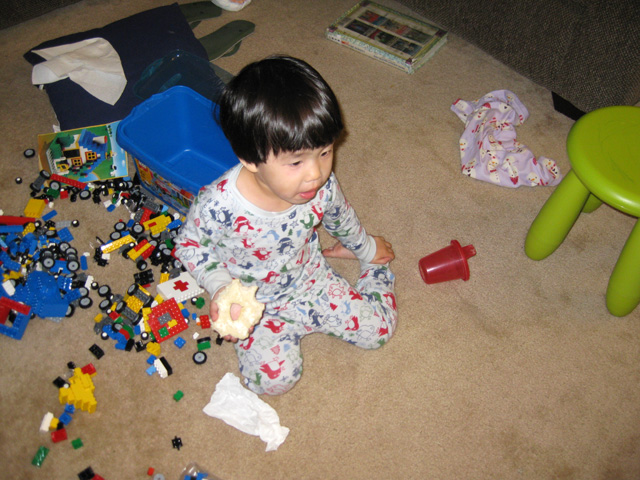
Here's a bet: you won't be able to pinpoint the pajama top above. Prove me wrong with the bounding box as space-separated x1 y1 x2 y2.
174 164 377 304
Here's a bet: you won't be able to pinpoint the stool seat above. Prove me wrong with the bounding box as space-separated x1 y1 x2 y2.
568 106 640 216
525 106 640 316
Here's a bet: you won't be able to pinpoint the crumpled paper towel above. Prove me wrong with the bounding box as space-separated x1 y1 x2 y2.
32 37 127 105
203 372 289 451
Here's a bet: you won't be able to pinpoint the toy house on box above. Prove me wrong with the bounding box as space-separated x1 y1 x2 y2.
37 122 129 182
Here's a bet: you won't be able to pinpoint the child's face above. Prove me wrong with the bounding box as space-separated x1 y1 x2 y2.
241 144 334 211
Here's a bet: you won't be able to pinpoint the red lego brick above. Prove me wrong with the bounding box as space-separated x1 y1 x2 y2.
50 174 88 191
0 215 36 225
199 315 211 329
147 298 188 343
51 428 68 443
81 363 96 376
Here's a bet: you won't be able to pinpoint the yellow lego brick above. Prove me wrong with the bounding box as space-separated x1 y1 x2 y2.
126 246 141 260
146 341 161 357
127 241 152 261
93 313 104 324
24 198 46 218
58 368 97 414
22 222 36 234
49 417 59 430
125 295 143 313
153 294 164 305
4 271 23 281
159 272 170 284
143 214 171 236
101 234 135 253
167 319 178 329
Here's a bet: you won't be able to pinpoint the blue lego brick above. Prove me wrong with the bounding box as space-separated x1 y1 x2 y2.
80 255 88 270
0 251 21 272
57 276 74 292
59 412 73 425
15 271 70 319
51 260 71 275
42 210 58 221
174 337 186 349
4 233 19 245
57 227 73 243
0 297 32 340
102 324 118 340
0 315 30 340
0 225 24 234
167 219 183 230
64 289 84 303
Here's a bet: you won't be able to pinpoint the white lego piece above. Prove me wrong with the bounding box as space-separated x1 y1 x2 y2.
40 412 54 433
156 271 204 303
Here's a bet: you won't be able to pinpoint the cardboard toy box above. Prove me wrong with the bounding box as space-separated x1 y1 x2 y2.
117 86 238 214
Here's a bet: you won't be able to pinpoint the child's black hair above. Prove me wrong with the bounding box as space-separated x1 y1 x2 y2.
217 55 344 165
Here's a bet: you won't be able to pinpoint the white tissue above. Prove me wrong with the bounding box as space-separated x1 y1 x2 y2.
32 37 127 105
203 372 289 451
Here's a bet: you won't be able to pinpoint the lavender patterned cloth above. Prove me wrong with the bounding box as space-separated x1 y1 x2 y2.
451 90 562 188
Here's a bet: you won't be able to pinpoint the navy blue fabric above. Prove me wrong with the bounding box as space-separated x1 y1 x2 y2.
24 3 208 130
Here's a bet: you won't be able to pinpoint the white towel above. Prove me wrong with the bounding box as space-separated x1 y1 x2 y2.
32 37 127 106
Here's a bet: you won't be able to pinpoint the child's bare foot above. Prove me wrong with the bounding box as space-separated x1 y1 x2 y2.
322 241 356 259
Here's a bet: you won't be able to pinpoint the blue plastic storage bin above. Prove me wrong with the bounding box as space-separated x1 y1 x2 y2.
116 86 238 213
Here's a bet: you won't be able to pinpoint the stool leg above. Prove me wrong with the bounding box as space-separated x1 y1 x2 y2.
582 194 603 213
525 170 590 260
606 219 640 316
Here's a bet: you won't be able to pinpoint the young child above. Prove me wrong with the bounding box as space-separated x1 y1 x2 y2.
174 55 397 395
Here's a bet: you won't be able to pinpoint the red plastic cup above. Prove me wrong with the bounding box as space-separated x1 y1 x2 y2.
419 240 477 284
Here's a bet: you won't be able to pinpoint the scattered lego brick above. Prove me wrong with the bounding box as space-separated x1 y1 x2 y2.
31 446 49 468
58 367 97 413
172 436 183 450
51 427 68 443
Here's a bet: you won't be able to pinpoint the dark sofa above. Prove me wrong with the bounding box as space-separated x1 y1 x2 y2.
2 0 83 30
7 0 640 117
396 0 640 117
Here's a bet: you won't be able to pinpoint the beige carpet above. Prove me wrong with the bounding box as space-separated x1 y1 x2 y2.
1 1 639 479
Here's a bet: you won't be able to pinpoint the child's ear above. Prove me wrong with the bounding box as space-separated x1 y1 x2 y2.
239 158 259 173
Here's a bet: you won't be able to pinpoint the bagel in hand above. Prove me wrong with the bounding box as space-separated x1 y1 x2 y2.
214 279 264 339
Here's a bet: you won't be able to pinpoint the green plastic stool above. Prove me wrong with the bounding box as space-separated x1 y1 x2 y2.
525 106 640 316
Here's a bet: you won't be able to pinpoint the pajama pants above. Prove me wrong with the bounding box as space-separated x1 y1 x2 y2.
234 260 397 395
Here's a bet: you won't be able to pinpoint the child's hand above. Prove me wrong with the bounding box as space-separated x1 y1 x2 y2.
210 287 254 343
322 236 394 264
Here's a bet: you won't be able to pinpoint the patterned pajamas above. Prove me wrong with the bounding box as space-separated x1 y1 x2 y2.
174 164 397 395
236 259 396 395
